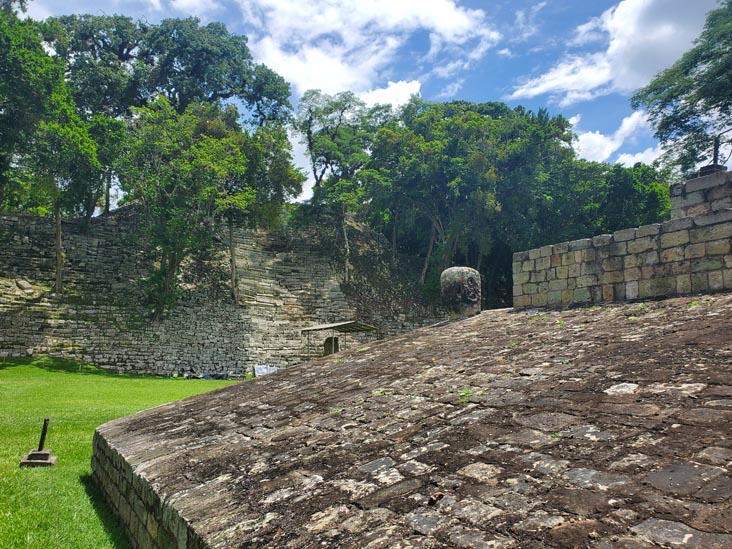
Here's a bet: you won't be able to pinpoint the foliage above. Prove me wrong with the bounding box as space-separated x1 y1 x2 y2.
632 0 732 173
0 11 64 207
294 94 670 307
0 356 234 549
120 98 251 318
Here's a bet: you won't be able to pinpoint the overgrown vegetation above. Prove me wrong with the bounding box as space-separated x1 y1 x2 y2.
0 356 235 548
3 0 725 310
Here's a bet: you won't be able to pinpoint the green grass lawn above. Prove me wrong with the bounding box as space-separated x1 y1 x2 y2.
0 357 237 549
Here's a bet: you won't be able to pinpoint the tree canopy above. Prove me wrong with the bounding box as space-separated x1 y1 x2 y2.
632 0 732 173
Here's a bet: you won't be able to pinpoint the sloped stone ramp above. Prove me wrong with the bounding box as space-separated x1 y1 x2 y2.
93 293 732 548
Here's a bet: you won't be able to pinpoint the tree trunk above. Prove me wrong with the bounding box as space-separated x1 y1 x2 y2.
342 208 351 283
229 218 239 303
391 207 398 262
419 222 436 285
103 172 111 215
153 251 179 321
54 198 63 294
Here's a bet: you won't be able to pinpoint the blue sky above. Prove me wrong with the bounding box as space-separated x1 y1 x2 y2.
26 0 720 194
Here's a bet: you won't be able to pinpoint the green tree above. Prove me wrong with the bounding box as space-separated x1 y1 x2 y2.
120 98 252 317
632 0 732 173
0 11 64 202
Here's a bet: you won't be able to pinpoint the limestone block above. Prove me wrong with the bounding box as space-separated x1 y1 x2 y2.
687 204 711 217
561 290 573 304
694 209 732 226
607 242 627 256
639 277 676 298
660 247 685 263
513 285 523 297
660 231 689 249
535 257 550 271
581 262 600 275
513 295 531 308
530 271 546 283
577 275 604 288
539 245 553 258
553 242 570 254
624 255 638 269
676 274 692 294
624 268 641 282
568 239 591 251
724 269 732 288
613 282 626 301
522 260 534 272
627 236 658 254
706 239 731 256
613 228 636 242
639 251 659 266
549 279 568 292
684 243 706 259
556 266 569 279
568 264 581 278
581 248 597 262
692 256 726 274
692 273 710 292
513 272 530 285
601 284 614 302
690 223 732 243
602 257 623 272
547 291 563 306
636 224 661 238
662 217 694 233
529 249 541 260
600 272 624 284
573 287 592 303
561 253 575 266
524 283 537 295
709 271 724 290
531 293 548 307
592 234 612 247
550 254 561 267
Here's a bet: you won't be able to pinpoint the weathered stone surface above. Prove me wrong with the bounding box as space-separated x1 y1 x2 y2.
94 292 732 547
0 212 445 374
513 173 732 309
440 267 481 318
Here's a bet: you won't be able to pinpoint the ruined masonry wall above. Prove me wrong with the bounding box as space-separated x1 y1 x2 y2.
513 171 732 308
0 212 439 374
92 430 200 548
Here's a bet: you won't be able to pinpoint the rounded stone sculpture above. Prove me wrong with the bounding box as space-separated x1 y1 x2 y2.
440 267 481 318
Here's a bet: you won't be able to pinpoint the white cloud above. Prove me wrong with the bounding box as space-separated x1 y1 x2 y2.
575 111 650 162
497 48 513 57
360 80 421 107
436 79 464 99
170 0 221 18
616 146 663 166
514 1 547 42
509 0 718 106
237 0 500 97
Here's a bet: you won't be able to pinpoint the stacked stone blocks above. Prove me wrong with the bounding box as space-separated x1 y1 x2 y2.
513 171 732 308
92 430 202 549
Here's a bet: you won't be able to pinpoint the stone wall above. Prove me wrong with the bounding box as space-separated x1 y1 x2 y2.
92 429 202 548
670 170 732 219
513 171 732 308
0 210 442 374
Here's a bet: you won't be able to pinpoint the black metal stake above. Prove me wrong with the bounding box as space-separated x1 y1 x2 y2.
37 418 50 451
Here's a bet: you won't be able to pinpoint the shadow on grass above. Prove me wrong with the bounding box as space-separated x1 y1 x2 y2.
81 474 132 549
0 356 147 378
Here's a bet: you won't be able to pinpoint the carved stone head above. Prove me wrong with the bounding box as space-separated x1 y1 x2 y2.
440 267 481 318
